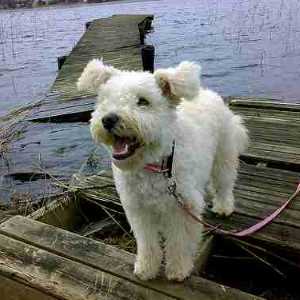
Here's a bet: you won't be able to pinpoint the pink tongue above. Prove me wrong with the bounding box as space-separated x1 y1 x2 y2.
113 137 131 155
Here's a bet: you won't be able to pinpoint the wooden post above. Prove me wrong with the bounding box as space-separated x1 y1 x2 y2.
138 16 153 44
138 23 145 45
85 21 91 30
141 45 155 73
57 55 67 70
145 19 151 31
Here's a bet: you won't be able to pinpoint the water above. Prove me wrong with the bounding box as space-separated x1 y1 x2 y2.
1 0 300 116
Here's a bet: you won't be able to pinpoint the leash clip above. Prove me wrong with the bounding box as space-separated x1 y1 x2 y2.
165 140 176 178
167 178 179 200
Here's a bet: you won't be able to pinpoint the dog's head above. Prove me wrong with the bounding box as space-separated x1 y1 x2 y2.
77 59 201 170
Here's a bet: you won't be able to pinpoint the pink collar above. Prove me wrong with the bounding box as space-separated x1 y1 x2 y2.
143 141 175 178
144 163 169 173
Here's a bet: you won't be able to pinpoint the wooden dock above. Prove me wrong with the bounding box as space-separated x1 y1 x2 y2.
0 14 299 300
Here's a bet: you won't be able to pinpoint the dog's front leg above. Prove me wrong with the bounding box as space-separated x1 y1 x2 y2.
164 206 203 282
125 208 162 280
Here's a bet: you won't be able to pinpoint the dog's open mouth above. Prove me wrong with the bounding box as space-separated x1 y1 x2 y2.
112 135 140 160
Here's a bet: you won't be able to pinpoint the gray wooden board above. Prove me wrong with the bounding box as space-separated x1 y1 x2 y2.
0 274 58 300
229 98 300 168
0 216 263 300
0 234 173 300
28 96 95 122
229 97 300 110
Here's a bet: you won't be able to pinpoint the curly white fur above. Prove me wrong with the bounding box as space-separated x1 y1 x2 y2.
78 60 249 281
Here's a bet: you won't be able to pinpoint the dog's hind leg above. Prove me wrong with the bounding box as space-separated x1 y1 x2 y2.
211 115 248 216
164 207 203 281
211 154 238 216
125 208 162 280
205 179 216 201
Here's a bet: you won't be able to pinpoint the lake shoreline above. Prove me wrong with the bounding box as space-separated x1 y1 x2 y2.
0 0 120 10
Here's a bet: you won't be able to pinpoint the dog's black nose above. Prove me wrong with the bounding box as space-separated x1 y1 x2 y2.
102 113 119 131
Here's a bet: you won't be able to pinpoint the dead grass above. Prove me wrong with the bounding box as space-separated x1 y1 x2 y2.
10 191 36 215
101 234 136 253
0 191 36 222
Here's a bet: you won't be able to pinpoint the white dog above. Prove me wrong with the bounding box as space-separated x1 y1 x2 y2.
77 59 248 281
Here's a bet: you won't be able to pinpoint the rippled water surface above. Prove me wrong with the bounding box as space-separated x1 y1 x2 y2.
1 0 300 115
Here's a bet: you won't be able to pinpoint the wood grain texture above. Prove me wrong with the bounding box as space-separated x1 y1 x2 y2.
0 275 59 300
229 98 300 169
0 234 173 300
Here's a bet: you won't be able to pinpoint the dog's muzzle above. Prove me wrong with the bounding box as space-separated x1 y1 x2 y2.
101 113 142 161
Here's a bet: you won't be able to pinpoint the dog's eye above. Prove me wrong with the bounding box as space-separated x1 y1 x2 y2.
137 97 150 106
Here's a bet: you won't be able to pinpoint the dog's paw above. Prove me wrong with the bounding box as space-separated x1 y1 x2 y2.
134 260 159 281
211 198 234 216
165 261 193 282
166 270 190 282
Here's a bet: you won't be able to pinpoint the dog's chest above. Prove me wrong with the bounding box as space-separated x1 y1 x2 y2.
114 170 177 211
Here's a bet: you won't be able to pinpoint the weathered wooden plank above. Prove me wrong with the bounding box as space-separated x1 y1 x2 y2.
232 111 300 126
205 212 300 255
249 143 300 157
244 149 299 162
248 135 299 148
238 163 298 182
245 124 300 138
214 164 300 240
242 152 299 169
240 115 300 126
0 274 58 300
244 118 300 129
0 216 263 300
231 106 300 119
230 98 300 168
229 97 300 111
234 197 300 227
0 233 174 300
29 100 94 123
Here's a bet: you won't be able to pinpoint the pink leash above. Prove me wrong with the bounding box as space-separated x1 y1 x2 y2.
144 162 300 237
179 181 300 237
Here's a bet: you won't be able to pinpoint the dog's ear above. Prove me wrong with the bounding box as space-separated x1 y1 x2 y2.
77 59 118 92
154 61 201 104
